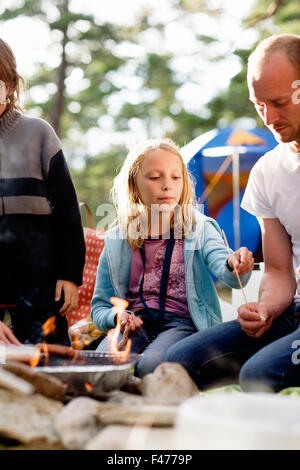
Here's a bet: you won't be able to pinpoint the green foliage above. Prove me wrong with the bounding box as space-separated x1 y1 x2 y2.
206 0 300 129
246 0 300 33
1 0 299 217
115 52 207 146
206 49 259 128
73 0 300 215
279 387 300 396
204 384 243 394
1 0 127 138
71 145 126 216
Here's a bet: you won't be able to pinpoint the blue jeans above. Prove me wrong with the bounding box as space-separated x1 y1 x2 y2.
97 310 197 377
163 304 300 392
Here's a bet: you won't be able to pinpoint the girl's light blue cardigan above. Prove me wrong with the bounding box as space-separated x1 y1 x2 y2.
91 210 251 332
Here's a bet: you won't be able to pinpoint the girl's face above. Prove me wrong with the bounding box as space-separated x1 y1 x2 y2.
135 148 184 212
0 81 10 116
0 100 8 116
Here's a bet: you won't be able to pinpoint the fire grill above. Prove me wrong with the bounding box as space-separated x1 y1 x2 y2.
36 351 139 396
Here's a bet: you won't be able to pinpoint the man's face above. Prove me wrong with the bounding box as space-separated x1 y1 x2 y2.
248 52 300 147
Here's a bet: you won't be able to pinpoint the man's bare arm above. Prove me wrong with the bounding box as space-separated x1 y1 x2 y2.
237 218 296 337
258 217 296 319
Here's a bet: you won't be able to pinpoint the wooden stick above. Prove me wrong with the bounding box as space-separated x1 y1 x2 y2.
222 230 267 322
117 324 130 351
222 229 251 310
110 297 131 351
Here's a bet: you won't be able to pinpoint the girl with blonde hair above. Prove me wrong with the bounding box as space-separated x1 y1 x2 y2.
92 138 254 376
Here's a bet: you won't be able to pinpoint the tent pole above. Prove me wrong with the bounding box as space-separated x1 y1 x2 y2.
232 150 240 250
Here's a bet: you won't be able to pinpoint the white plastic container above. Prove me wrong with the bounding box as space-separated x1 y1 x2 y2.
175 393 300 450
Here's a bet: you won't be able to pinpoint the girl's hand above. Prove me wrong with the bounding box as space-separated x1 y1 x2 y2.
115 310 143 334
227 247 254 275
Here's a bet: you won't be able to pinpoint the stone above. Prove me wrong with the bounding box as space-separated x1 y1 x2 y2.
140 362 199 405
97 402 177 427
55 394 177 449
0 389 63 444
85 424 179 450
55 397 104 450
0 367 34 395
121 374 142 394
106 389 146 405
85 425 132 450
2 362 67 401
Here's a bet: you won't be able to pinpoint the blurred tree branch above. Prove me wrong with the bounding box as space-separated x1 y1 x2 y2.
246 0 288 26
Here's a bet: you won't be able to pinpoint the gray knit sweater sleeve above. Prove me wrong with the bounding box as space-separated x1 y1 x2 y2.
0 113 62 181
20 115 62 178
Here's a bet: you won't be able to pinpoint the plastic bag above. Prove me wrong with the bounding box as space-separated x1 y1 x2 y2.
68 317 105 350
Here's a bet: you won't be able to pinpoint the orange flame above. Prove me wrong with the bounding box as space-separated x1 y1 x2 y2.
85 382 93 391
72 335 83 350
29 346 41 368
42 316 56 336
41 316 57 366
30 316 57 368
110 297 129 311
43 343 50 366
108 297 132 362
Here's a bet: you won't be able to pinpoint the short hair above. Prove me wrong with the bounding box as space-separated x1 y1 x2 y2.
0 38 25 112
248 34 300 77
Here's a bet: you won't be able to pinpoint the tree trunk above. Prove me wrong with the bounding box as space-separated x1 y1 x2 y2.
51 0 69 137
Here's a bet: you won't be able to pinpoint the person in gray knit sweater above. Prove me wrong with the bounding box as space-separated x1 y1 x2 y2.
0 38 85 346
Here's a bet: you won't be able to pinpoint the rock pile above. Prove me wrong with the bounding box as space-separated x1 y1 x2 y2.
0 361 200 449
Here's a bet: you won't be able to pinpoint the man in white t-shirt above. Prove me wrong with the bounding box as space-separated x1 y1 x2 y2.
164 34 300 392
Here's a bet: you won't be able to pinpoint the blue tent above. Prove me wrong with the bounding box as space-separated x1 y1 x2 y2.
182 127 277 255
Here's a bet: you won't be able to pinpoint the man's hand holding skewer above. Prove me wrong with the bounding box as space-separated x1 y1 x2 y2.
237 302 272 338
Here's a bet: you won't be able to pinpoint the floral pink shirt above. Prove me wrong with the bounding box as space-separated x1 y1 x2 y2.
127 238 190 317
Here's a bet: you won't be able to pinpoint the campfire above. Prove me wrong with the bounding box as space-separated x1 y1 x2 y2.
0 298 201 450
1 298 138 397
26 300 137 396
28 296 133 369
